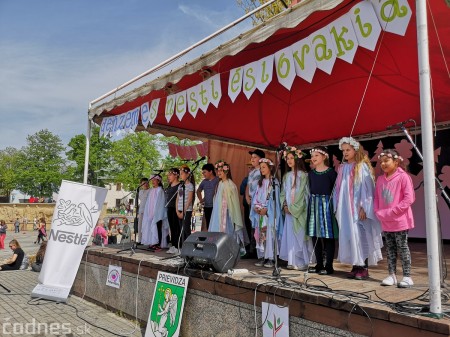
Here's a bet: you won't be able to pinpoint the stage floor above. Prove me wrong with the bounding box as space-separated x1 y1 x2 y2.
82 240 450 337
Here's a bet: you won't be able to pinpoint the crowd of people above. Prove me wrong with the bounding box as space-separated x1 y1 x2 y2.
89 136 415 288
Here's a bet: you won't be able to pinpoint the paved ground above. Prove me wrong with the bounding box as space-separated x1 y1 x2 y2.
0 230 146 336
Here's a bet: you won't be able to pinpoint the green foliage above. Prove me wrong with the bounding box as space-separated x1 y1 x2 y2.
66 125 113 186
0 147 21 197
236 0 292 25
110 132 163 191
15 129 65 197
0 128 208 199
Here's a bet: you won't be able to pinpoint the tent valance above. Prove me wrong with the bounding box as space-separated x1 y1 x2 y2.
89 0 450 149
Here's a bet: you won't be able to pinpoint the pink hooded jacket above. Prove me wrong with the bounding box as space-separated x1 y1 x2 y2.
374 167 415 232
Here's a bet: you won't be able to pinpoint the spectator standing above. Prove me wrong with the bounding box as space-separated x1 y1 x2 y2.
0 220 7 250
34 218 47 244
92 219 108 246
14 218 20 233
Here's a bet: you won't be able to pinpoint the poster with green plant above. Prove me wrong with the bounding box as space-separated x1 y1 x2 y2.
145 272 189 337
262 302 289 337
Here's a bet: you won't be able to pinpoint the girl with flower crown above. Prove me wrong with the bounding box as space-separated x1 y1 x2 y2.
142 174 169 250
279 146 313 271
250 158 283 268
307 146 338 275
209 161 246 255
334 137 383 280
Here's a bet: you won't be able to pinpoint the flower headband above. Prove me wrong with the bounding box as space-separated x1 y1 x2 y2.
282 146 305 160
259 158 274 166
215 160 230 172
378 152 404 161
151 175 162 181
310 148 329 158
180 165 190 173
168 169 179 176
339 137 360 150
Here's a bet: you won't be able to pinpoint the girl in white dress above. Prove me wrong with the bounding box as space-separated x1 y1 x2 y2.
279 146 313 271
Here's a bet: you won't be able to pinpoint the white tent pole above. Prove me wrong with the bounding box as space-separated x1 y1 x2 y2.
89 0 278 107
83 109 92 185
416 0 441 315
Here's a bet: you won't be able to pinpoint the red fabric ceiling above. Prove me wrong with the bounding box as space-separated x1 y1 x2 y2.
94 0 450 149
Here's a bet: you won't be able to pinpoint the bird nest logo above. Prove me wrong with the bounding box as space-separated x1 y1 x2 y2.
53 199 100 233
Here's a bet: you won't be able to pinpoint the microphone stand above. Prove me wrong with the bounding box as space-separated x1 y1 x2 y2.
398 125 449 286
164 159 202 260
271 150 283 278
117 173 161 256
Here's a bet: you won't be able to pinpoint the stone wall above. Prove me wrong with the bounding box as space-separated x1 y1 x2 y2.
0 203 55 229
0 203 108 230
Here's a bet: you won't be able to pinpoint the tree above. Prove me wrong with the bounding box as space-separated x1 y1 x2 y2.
0 147 21 198
109 132 163 191
66 126 113 186
15 129 66 197
236 0 293 25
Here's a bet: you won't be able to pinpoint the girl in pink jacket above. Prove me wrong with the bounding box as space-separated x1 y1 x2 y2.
374 149 415 288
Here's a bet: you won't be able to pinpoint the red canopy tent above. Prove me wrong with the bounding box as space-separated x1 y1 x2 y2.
89 0 450 149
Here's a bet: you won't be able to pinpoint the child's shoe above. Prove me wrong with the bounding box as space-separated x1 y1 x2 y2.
347 265 358 279
354 267 369 280
381 274 397 286
398 276 414 288
263 260 274 268
254 259 265 267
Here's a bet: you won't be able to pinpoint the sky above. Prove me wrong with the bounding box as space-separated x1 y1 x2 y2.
0 0 252 150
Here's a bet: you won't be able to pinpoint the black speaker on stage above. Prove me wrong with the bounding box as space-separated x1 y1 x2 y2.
180 232 240 273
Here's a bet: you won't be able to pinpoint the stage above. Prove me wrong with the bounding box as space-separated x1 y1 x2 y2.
73 241 450 337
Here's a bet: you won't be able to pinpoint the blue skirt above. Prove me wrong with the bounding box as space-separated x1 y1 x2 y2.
307 194 338 238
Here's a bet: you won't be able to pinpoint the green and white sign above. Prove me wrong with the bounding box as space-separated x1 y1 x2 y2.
145 271 189 337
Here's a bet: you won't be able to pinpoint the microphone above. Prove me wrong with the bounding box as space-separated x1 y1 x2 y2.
386 119 414 130
277 142 287 151
193 156 206 165
152 169 163 174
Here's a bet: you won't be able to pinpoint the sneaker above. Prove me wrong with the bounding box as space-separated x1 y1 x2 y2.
319 266 334 275
264 260 274 268
308 265 324 273
166 246 176 254
297 265 308 271
254 259 265 267
398 276 414 288
286 265 298 270
354 267 369 280
347 266 359 279
381 274 397 286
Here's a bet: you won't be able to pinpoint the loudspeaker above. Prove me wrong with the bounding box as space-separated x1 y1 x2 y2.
180 232 240 273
